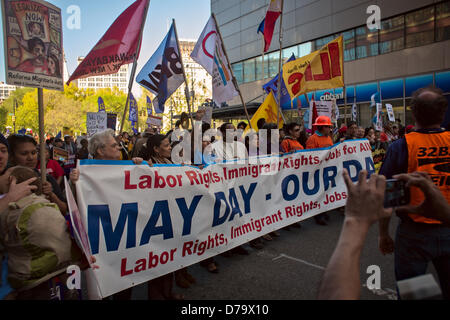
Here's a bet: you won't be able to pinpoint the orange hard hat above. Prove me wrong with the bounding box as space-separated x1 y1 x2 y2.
313 115 332 126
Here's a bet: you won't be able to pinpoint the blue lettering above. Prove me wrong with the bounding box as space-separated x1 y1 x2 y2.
302 169 320 196
239 183 257 214
282 175 299 201
323 166 338 191
228 188 242 222
176 195 203 236
212 192 230 227
365 156 376 177
88 203 138 255
343 160 363 182
139 200 173 246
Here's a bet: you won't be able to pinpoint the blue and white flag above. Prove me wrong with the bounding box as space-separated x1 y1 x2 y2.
129 93 138 123
136 22 184 114
262 53 295 109
146 96 153 116
98 97 106 112
370 91 380 108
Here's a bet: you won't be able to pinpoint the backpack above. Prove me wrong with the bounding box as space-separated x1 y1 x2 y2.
0 194 74 290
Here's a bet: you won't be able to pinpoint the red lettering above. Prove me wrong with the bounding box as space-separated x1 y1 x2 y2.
120 258 133 276
288 72 303 95
154 171 166 188
124 171 137 190
304 64 313 81
328 42 341 78
313 52 331 81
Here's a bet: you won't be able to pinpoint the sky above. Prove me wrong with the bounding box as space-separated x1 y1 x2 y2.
0 0 211 95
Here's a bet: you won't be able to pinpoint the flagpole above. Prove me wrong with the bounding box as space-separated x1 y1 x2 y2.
172 19 195 126
119 0 150 134
211 13 253 130
276 0 285 128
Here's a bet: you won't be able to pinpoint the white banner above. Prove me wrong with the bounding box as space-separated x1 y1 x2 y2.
375 103 383 131
76 140 374 298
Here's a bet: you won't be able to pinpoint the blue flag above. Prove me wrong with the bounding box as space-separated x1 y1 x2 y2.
257 19 265 35
136 22 184 114
98 97 106 112
55 131 62 139
146 96 153 116
262 53 296 110
129 93 138 122
18 128 27 135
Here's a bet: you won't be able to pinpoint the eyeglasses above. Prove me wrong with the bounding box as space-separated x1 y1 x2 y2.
294 128 301 132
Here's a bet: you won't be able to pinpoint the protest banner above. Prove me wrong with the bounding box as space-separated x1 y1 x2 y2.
146 115 162 128
53 146 68 162
282 36 344 100
1 0 64 90
87 112 107 137
375 103 383 131
76 140 374 297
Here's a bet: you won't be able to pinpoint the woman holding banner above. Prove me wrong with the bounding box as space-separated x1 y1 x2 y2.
140 133 189 299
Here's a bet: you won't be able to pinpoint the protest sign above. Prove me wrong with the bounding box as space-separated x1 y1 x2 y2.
76 140 374 297
386 104 395 122
146 115 163 128
1 0 64 90
282 36 344 100
308 100 333 129
87 112 108 137
53 147 68 162
375 103 383 131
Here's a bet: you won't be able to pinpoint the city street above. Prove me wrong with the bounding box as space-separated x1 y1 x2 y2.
130 210 401 300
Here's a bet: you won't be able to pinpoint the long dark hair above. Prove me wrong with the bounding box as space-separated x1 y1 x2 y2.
139 134 167 160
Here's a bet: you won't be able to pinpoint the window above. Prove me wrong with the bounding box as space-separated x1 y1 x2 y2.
356 26 378 59
315 35 337 50
341 29 355 61
298 42 312 57
436 1 450 41
282 45 298 60
243 58 256 83
405 6 435 48
255 56 265 80
380 15 405 54
268 51 279 78
232 62 243 84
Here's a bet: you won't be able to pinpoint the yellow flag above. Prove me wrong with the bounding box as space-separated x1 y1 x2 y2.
249 91 284 132
282 36 344 99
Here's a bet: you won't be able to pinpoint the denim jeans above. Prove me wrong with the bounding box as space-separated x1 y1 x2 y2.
395 219 450 299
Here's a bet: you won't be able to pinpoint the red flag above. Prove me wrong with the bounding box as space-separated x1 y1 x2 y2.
263 0 282 52
311 96 319 133
67 0 149 85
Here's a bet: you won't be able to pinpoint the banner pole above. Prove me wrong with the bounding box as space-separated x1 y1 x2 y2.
119 0 150 134
276 0 285 128
38 88 46 187
212 13 253 130
172 19 195 126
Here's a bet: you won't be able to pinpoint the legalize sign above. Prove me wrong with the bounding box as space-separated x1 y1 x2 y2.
75 140 374 298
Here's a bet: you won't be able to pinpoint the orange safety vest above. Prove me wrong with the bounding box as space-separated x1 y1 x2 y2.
405 131 450 224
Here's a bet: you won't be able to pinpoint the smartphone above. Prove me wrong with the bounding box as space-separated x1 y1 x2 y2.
384 179 411 208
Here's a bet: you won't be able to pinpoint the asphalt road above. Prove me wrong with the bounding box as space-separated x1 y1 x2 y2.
128 209 401 300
